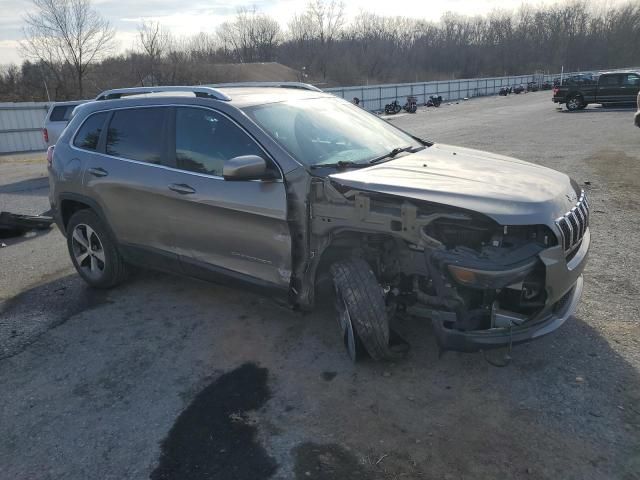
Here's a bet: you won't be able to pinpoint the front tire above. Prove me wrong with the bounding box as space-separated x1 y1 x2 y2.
67 209 128 288
330 258 395 361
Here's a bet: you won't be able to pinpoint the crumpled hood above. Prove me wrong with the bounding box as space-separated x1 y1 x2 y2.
329 143 580 226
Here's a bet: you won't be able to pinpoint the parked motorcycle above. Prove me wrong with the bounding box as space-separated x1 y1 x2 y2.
426 95 443 107
499 86 511 96
513 84 525 94
403 96 418 113
384 100 402 115
526 82 539 92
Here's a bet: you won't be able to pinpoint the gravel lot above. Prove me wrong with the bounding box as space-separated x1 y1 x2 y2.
1 92 639 480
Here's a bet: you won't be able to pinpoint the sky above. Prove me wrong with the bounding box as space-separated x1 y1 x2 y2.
0 0 623 66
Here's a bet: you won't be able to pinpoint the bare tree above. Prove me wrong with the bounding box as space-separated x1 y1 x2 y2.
5 1 640 101
21 0 115 97
299 0 345 79
137 20 172 85
218 8 281 62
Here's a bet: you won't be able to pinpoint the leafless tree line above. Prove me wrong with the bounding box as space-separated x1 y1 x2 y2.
1 0 639 101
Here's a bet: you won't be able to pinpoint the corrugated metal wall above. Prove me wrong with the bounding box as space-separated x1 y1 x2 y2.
325 74 557 111
0 102 49 154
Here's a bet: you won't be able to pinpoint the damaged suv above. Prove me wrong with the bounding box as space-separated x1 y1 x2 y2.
49 84 589 361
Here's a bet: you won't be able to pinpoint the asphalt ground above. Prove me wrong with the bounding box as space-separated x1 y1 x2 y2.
1 91 638 480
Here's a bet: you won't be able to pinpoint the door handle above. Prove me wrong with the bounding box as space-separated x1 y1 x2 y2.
168 183 196 195
88 167 108 177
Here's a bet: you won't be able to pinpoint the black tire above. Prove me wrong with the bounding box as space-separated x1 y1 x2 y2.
330 258 395 361
566 96 582 111
66 209 128 288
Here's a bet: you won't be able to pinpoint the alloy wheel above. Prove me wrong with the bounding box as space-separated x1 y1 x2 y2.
71 223 106 279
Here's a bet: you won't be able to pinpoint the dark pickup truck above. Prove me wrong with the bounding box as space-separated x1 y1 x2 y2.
553 71 640 111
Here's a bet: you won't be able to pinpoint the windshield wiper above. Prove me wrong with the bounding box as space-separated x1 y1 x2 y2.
369 145 425 164
309 160 369 170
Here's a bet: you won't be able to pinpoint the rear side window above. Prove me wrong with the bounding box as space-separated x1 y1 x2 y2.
106 108 168 164
49 105 74 122
622 74 640 86
73 112 107 151
599 75 620 86
175 107 263 176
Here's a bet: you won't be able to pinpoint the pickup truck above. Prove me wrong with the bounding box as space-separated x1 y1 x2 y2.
553 71 640 111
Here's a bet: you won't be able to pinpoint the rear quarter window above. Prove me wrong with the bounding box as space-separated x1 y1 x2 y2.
73 112 107 151
49 105 74 122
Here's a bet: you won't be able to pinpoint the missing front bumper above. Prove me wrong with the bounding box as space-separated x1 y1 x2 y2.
431 275 584 352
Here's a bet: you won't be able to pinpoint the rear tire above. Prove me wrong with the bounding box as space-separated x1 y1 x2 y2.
67 209 128 288
566 96 583 111
330 258 395 361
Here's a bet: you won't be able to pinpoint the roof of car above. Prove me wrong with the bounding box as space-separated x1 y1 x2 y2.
74 86 335 118
49 100 86 108
213 86 332 107
599 70 640 75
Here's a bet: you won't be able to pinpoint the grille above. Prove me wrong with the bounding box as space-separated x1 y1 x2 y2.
556 190 590 255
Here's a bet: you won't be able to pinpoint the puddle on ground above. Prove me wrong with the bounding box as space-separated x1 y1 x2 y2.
150 363 277 480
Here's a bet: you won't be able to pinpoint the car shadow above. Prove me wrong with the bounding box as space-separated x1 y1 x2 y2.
559 104 637 114
0 176 49 196
0 225 55 244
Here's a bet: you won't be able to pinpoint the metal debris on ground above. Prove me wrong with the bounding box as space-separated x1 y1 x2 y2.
0 211 53 239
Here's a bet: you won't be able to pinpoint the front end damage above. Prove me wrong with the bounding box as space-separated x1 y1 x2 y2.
305 178 589 352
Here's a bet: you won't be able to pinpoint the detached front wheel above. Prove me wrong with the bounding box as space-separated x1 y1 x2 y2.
330 258 398 362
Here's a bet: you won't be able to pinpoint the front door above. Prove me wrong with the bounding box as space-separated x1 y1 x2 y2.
166 106 292 289
620 73 640 104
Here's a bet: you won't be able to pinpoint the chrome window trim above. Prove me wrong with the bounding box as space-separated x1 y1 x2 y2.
69 103 284 182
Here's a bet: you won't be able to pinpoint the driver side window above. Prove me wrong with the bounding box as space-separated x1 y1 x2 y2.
175 107 264 176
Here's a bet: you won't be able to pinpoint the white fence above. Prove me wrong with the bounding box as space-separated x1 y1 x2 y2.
0 102 50 154
325 74 552 111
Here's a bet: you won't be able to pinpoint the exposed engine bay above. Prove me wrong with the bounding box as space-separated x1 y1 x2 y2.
305 178 559 343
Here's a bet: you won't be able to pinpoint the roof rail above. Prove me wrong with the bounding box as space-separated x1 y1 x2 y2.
94 86 231 101
208 82 322 92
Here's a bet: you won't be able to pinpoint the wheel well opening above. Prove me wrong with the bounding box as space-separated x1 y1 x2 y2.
313 231 393 302
61 199 92 230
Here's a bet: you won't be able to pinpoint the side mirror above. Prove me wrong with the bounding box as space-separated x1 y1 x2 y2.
223 155 273 181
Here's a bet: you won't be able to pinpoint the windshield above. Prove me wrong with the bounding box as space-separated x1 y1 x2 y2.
243 97 422 167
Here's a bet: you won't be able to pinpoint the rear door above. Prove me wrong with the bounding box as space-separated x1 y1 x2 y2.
620 73 640 103
81 106 183 267
165 106 292 289
596 74 622 104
